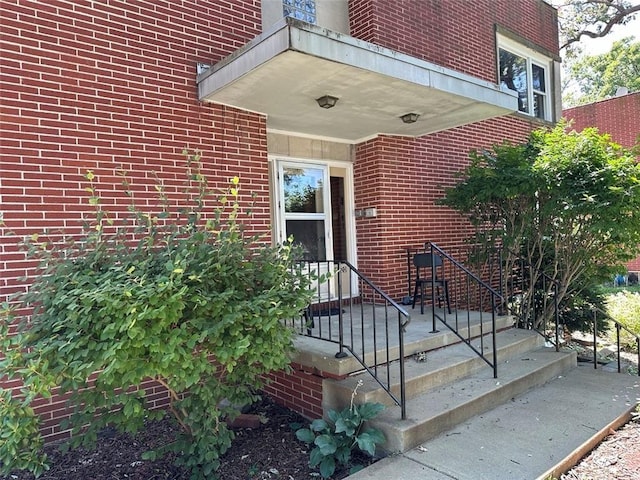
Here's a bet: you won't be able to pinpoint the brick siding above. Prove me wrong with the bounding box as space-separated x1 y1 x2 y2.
349 0 558 83
563 92 640 273
0 0 558 436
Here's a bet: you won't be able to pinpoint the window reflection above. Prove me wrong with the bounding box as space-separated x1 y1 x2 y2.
532 64 545 92
286 219 326 259
499 48 529 114
283 167 324 213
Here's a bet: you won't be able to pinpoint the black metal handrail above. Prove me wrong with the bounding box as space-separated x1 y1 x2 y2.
421 242 504 378
290 260 411 419
502 255 561 350
465 244 561 349
590 306 640 376
474 245 639 376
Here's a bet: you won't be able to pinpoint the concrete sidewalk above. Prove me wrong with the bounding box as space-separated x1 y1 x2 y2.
346 365 639 480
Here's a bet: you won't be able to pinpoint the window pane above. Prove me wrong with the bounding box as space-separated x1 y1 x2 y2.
532 64 546 93
283 166 325 213
499 48 529 114
533 92 545 119
305 0 316 14
282 0 316 24
286 220 326 259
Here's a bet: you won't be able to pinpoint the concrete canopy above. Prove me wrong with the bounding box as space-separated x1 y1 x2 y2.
197 18 518 143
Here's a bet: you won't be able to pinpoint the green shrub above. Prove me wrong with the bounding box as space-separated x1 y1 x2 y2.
295 381 386 478
605 291 640 351
0 152 314 478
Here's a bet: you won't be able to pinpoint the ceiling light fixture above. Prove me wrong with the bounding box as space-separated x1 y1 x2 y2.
316 95 339 109
400 113 420 124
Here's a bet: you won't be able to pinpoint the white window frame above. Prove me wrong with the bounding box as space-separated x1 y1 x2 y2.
497 34 553 121
269 155 359 301
276 160 332 260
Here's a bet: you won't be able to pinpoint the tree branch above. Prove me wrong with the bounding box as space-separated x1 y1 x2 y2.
561 3 640 50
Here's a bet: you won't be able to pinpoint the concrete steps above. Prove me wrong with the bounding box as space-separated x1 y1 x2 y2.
323 325 578 454
346 365 639 480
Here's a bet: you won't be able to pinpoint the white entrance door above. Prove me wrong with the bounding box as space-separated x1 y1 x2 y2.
274 158 356 302
277 161 333 261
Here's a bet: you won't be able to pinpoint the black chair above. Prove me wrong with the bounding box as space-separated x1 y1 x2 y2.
412 252 452 314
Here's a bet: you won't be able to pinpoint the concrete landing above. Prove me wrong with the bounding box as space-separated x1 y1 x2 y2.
346 365 639 480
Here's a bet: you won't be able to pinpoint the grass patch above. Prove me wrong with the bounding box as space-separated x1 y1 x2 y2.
598 285 640 295
605 290 640 351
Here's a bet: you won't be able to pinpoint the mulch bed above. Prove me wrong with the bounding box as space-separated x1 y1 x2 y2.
561 414 640 480
2 395 638 480
0 396 374 480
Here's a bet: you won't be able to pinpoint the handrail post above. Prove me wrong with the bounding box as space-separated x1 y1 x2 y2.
637 337 640 377
554 282 559 352
616 323 621 373
429 243 438 333
592 308 598 370
398 311 407 420
498 246 504 315
491 293 498 379
335 262 348 359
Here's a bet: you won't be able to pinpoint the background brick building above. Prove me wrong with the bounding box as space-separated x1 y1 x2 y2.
564 92 640 274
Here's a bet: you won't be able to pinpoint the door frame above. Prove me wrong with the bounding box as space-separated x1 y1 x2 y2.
270 155 358 283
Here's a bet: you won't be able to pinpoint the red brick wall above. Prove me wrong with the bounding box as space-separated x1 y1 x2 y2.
563 92 640 150
346 0 559 298
263 363 330 420
564 92 640 273
349 0 558 82
1 0 268 305
0 0 559 437
0 0 268 441
354 116 541 299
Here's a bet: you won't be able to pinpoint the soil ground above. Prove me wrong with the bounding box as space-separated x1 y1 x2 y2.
0 396 374 480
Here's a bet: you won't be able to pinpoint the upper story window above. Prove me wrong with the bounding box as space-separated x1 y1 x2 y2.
262 1 348 34
498 35 553 121
283 0 316 24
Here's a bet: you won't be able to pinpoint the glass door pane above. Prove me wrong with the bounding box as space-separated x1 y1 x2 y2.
283 166 325 214
280 163 331 261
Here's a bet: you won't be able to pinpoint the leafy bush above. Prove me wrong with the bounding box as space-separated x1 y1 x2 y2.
295 381 386 478
0 152 314 478
559 283 609 335
605 291 640 351
442 122 640 330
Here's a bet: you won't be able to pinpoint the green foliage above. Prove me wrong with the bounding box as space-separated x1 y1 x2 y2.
0 152 314 478
555 0 640 53
0 387 48 477
558 283 609 334
295 383 385 479
605 291 640 351
564 37 640 106
442 122 640 330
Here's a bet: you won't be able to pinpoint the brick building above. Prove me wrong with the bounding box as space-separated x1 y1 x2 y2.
563 92 640 274
0 0 560 439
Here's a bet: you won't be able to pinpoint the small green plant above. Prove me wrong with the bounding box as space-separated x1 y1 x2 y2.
295 380 386 478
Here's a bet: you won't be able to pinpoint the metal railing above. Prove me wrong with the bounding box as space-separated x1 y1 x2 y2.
499 255 561 350
288 260 411 419
590 306 640 376
410 243 504 378
478 246 639 376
